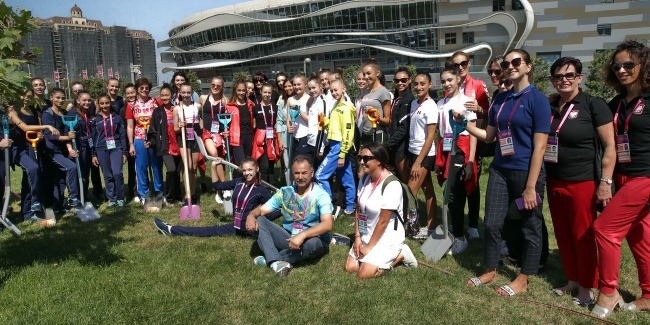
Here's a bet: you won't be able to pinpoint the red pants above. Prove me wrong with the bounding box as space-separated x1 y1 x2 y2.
593 175 650 298
547 178 598 289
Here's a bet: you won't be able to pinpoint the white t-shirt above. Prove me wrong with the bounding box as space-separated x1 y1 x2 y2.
408 97 438 156
177 102 200 125
357 173 405 246
437 94 472 137
288 93 310 139
307 95 325 146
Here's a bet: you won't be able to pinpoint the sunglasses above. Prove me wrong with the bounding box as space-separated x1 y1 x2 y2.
500 57 523 70
552 72 580 81
453 60 469 69
394 78 410 84
487 69 502 76
211 84 223 88
610 61 637 72
254 77 265 82
138 86 150 91
357 155 376 164
500 79 513 87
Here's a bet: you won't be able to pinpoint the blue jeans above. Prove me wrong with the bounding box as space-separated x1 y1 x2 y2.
256 217 328 265
171 223 252 237
134 139 163 198
315 141 355 211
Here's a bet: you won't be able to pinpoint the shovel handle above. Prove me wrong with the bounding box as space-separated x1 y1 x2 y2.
137 116 151 129
25 131 40 147
366 108 379 128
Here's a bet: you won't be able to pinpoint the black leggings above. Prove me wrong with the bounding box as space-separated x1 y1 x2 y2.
162 154 182 202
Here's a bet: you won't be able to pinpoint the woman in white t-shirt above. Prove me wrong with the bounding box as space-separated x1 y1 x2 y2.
409 73 439 239
174 83 203 202
306 77 326 157
345 142 417 278
286 75 311 157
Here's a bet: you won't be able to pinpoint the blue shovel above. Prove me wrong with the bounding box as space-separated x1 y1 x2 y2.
0 115 21 235
216 113 233 214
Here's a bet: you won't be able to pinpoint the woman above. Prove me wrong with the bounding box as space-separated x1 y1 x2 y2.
544 57 616 307
287 75 311 157
121 83 138 202
276 78 294 185
170 72 199 105
434 68 479 255
148 84 182 205
125 78 163 205
306 77 326 160
357 62 392 144
91 93 128 207
199 77 229 203
462 49 550 297
153 158 280 237
344 142 417 279
384 67 415 182
225 80 254 165
250 71 268 104
408 73 438 240
30 77 50 111
67 91 94 199
591 40 650 318
251 83 280 183
174 83 203 203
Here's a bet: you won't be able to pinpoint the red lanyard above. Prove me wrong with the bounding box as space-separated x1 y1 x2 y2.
551 103 575 135
234 183 255 212
210 98 224 120
102 114 114 137
358 172 385 202
292 185 312 221
614 98 643 134
260 103 274 128
79 111 90 135
391 96 401 112
496 89 531 131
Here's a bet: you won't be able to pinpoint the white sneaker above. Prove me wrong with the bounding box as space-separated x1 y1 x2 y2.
133 196 141 204
449 237 468 255
214 193 224 204
222 190 232 200
413 227 430 239
401 244 418 268
467 227 480 240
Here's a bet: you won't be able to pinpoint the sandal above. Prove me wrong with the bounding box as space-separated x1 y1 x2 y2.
623 298 650 312
497 285 517 297
591 295 625 319
467 277 482 287
572 297 595 307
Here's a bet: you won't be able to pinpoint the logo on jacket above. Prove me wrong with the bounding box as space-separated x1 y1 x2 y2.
569 110 579 119
634 104 645 114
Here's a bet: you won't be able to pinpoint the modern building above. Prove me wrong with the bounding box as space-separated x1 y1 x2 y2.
23 5 158 84
159 0 649 87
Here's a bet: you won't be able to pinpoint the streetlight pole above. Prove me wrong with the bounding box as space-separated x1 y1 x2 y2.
303 58 311 76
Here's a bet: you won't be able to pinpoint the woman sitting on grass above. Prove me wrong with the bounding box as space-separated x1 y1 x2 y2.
153 158 280 237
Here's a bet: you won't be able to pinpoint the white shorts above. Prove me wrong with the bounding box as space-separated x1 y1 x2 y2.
348 242 403 270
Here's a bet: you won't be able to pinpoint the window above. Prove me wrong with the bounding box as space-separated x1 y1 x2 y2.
597 24 612 36
444 33 456 45
493 0 505 11
536 52 561 64
462 32 474 44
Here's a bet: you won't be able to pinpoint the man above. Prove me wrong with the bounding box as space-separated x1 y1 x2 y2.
246 155 334 277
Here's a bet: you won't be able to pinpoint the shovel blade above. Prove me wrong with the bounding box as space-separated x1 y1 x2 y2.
180 204 200 220
223 198 233 215
420 225 454 262
0 217 21 236
76 203 100 222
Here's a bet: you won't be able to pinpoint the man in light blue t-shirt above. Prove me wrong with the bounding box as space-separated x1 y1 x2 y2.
246 155 334 277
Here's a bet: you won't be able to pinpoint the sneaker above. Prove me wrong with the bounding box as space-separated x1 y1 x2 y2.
214 193 224 204
31 202 42 212
343 209 355 216
133 196 141 204
413 227 430 240
401 244 418 268
253 256 266 266
153 218 172 236
222 190 232 200
117 200 125 207
68 198 80 207
271 261 292 277
107 201 118 207
332 206 341 220
449 237 469 255
467 227 480 240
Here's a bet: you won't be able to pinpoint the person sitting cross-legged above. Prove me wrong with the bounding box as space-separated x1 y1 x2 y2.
245 155 334 277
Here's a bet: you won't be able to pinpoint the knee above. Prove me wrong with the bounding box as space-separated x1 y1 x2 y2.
357 266 379 279
344 257 359 273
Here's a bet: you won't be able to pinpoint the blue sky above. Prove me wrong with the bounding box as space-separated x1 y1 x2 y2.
6 0 241 82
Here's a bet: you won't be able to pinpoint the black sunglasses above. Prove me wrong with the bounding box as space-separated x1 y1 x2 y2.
610 61 637 72
552 72 580 81
394 78 410 84
487 69 502 76
500 58 523 70
500 79 513 87
453 60 469 69
357 155 376 164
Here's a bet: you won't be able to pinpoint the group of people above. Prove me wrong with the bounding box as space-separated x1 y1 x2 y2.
4 40 650 318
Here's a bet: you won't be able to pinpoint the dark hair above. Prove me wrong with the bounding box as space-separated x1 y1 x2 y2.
171 72 188 86
308 76 319 84
550 57 583 75
229 79 248 103
281 79 293 101
75 90 90 103
160 83 173 93
96 92 111 103
504 48 533 76
134 78 152 91
254 71 268 81
180 82 193 90
240 157 259 169
124 83 136 91
292 154 314 170
275 72 288 80
360 142 389 168
604 40 650 94
440 67 461 77
319 68 331 74
30 77 45 86
415 72 432 83
50 87 65 96
487 57 501 69
392 67 412 97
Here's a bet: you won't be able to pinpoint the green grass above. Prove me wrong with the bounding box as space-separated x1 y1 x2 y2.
0 163 647 324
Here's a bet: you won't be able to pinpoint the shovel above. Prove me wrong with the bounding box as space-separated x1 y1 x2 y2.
62 115 100 222
288 105 300 163
0 116 21 235
366 107 379 142
26 131 56 224
421 114 464 262
216 113 233 214
179 109 200 220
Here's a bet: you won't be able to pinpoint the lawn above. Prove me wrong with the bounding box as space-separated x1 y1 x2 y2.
0 163 646 325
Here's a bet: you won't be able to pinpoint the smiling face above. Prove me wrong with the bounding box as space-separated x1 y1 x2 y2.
77 93 92 111
261 85 273 103
292 77 305 96
210 78 224 97
501 52 531 84
612 50 642 89
307 79 322 98
160 88 172 106
245 82 255 96
356 72 366 90
107 79 119 96
180 84 193 103
125 86 137 103
413 74 432 99
50 91 65 109
393 71 411 95
440 71 460 97
552 64 583 96
137 84 150 100
283 80 294 96
98 96 111 114
240 161 259 183
451 54 470 79
173 75 186 91
488 62 503 87
319 72 330 90
291 160 313 189
235 83 247 102
362 65 380 89
31 79 46 96
329 81 345 101
357 148 378 173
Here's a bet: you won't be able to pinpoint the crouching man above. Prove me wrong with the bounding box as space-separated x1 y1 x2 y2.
245 155 334 277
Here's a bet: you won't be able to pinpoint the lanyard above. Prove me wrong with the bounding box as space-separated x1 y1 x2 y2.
358 172 385 203
79 111 90 135
210 98 224 120
260 103 274 128
552 103 574 136
614 98 643 134
391 96 402 112
410 97 431 118
496 89 531 131
234 183 255 212
292 184 312 222
102 114 114 137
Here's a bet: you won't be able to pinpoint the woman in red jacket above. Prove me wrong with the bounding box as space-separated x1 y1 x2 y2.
226 80 255 165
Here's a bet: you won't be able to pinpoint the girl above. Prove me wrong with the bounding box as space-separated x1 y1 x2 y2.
384 67 415 182
67 91 94 199
408 73 438 240
125 78 163 205
276 78 294 185
306 77 326 160
121 83 138 202
434 68 479 255
200 77 228 203
251 83 280 183
153 158 280 237
358 62 392 144
226 80 255 165
171 72 199 105
174 83 203 204
344 143 417 279
91 93 127 207
287 75 311 157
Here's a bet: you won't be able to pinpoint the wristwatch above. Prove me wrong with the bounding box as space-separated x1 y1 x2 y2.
600 178 613 185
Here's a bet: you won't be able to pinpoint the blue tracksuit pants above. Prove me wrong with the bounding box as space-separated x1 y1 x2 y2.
314 140 355 211
96 149 124 202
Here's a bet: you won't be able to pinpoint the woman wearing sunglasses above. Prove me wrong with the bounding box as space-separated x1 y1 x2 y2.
384 67 415 182
344 142 417 279
461 49 550 297
544 57 615 307
591 40 650 318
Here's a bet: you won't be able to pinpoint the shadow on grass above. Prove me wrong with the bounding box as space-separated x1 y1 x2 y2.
0 205 137 288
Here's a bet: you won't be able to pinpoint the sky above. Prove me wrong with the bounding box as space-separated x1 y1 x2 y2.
5 0 242 82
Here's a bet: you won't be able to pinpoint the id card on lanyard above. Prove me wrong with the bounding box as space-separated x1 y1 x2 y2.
544 104 574 163
210 100 224 134
613 99 641 163
233 183 255 229
183 104 196 140
261 104 275 139
495 90 530 156
103 114 116 150
440 98 454 152
291 192 310 236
